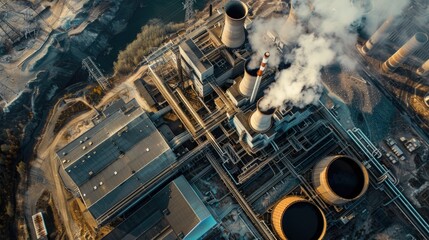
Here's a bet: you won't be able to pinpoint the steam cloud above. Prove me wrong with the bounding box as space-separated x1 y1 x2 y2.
248 0 410 110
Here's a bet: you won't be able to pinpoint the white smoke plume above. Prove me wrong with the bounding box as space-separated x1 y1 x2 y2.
260 34 335 108
249 0 410 110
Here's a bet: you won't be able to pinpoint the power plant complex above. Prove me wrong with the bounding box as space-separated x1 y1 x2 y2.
52 0 429 239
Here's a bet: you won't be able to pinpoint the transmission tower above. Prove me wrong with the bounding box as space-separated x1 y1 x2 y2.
183 0 196 21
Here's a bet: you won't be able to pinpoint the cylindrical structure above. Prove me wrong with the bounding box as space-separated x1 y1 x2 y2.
285 0 312 25
239 59 258 97
271 196 327 240
285 2 298 26
416 59 429 77
382 32 428 72
249 98 275 132
312 155 369 205
221 0 248 49
249 52 270 103
361 16 394 55
257 52 270 76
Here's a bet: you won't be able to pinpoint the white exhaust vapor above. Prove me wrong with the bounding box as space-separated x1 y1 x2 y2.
249 0 411 110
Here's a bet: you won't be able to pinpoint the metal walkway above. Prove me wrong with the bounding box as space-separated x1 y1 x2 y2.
82 57 110 90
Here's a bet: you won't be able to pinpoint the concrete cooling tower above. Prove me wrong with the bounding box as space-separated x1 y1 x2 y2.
221 0 248 48
271 196 327 240
239 59 258 97
312 155 369 205
249 97 275 132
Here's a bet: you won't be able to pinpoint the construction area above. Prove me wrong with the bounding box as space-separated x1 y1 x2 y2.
0 0 111 110
21 0 429 239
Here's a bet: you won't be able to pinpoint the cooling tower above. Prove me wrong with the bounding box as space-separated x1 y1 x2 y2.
271 196 327 240
382 33 428 72
286 0 313 25
221 0 248 48
285 1 299 26
249 98 275 132
239 59 258 97
416 59 429 77
312 155 369 205
361 16 394 55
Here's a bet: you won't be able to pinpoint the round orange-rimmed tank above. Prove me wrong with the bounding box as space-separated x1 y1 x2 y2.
271 196 327 240
312 155 369 205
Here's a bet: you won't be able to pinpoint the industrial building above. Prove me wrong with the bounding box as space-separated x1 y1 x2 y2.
103 176 216 240
56 99 176 225
56 0 429 238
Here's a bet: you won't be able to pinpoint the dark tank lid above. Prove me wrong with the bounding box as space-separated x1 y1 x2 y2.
245 59 258 76
225 1 247 20
327 156 365 199
281 201 325 240
257 98 276 115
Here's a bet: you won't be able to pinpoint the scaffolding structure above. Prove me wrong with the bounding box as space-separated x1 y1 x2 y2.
82 57 110 91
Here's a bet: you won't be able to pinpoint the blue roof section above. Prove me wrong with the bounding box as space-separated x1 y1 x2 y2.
184 216 217 240
103 176 216 240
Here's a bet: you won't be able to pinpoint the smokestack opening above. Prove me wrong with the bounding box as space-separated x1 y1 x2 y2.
326 156 367 200
245 59 258 76
225 1 248 20
257 98 276 115
415 32 428 43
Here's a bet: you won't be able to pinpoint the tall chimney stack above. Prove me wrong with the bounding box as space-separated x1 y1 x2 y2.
221 0 248 49
239 59 258 97
249 52 270 103
249 97 276 132
416 59 429 77
382 33 428 72
361 16 394 55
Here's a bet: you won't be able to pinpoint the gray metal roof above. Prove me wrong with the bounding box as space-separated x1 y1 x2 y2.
57 99 176 221
180 38 213 75
102 176 216 240
57 99 144 169
102 98 126 117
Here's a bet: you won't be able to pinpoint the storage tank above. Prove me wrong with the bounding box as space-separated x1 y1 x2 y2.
382 32 428 72
239 59 258 97
271 196 327 240
313 155 369 205
416 59 429 77
221 0 248 48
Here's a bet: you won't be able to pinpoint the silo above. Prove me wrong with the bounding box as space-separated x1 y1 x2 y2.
361 16 394 55
382 33 428 72
249 97 275 132
239 59 259 97
221 0 248 49
416 59 429 77
271 196 327 240
312 155 369 205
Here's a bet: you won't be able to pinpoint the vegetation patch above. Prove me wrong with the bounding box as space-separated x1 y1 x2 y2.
0 129 20 239
54 101 91 134
85 85 105 106
113 19 185 80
